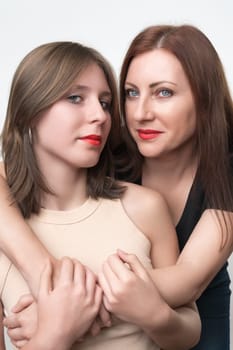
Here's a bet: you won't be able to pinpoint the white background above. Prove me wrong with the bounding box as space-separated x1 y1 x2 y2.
0 0 233 348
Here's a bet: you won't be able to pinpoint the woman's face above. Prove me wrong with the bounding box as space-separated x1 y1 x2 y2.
124 49 196 159
33 63 112 170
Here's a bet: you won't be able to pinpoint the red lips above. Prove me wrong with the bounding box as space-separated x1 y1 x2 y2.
80 135 101 146
137 129 162 140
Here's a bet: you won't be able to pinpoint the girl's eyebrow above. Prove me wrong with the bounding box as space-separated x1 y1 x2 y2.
68 85 112 97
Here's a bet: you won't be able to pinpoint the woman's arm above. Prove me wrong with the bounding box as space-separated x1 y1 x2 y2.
0 302 6 350
98 183 201 349
7 258 102 350
149 209 233 307
0 173 53 296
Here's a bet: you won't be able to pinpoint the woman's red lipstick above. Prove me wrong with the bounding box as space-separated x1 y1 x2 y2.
138 129 163 140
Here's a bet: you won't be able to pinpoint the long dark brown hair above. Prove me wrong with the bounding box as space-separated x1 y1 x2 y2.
119 24 233 246
2 41 125 217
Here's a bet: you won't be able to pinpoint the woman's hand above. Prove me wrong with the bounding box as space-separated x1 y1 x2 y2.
5 257 103 349
88 302 112 337
98 249 168 330
4 294 37 348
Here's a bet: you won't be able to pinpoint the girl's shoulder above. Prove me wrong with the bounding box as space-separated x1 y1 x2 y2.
118 181 172 240
119 180 167 207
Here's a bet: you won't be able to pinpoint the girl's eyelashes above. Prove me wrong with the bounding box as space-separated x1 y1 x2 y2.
67 94 82 104
66 93 111 110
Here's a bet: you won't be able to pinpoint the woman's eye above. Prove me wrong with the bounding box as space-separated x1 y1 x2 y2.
158 89 173 97
125 89 139 98
67 95 82 104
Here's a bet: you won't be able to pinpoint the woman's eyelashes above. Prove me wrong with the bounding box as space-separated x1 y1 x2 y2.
157 88 173 98
125 87 174 99
125 88 139 98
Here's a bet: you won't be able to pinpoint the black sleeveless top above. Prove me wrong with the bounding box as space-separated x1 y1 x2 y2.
176 176 231 319
134 173 231 319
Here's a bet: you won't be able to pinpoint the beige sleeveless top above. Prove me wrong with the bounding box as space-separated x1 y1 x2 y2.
0 197 159 350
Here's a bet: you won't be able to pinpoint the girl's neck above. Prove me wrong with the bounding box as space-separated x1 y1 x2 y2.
39 162 88 211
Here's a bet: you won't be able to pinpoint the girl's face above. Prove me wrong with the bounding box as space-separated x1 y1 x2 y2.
33 63 112 170
124 49 196 159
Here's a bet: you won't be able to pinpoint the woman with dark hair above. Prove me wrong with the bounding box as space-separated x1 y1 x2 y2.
0 40 200 349
118 24 233 349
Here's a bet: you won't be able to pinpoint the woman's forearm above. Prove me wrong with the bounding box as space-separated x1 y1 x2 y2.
0 303 6 350
0 174 51 296
149 263 202 308
144 303 201 350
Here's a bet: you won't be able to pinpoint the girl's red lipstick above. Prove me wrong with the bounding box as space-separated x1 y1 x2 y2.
80 135 101 146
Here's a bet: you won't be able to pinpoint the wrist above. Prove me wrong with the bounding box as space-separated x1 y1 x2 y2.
142 302 172 335
29 330 72 350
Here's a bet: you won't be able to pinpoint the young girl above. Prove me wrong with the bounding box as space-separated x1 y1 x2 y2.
0 41 200 349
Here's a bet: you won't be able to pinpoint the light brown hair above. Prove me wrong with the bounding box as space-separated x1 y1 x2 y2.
2 41 124 217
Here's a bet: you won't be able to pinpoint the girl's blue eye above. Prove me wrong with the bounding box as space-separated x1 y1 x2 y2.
125 89 139 98
67 95 82 104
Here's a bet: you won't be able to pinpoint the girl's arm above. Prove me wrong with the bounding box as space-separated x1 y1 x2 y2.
149 209 233 307
0 172 53 296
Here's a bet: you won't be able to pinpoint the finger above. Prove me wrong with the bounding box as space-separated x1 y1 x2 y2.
39 260 53 296
90 320 101 337
12 339 28 348
58 257 74 285
3 315 20 329
102 259 120 286
117 249 148 280
98 303 111 327
94 285 103 309
11 294 34 313
73 259 86 287
7 327 27 341
98 271 112 297
85 267 97 297
106 254 132 280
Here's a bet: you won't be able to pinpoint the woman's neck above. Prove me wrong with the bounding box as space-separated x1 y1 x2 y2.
142 145 198 190
141 147 198 226
39 161 88 211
